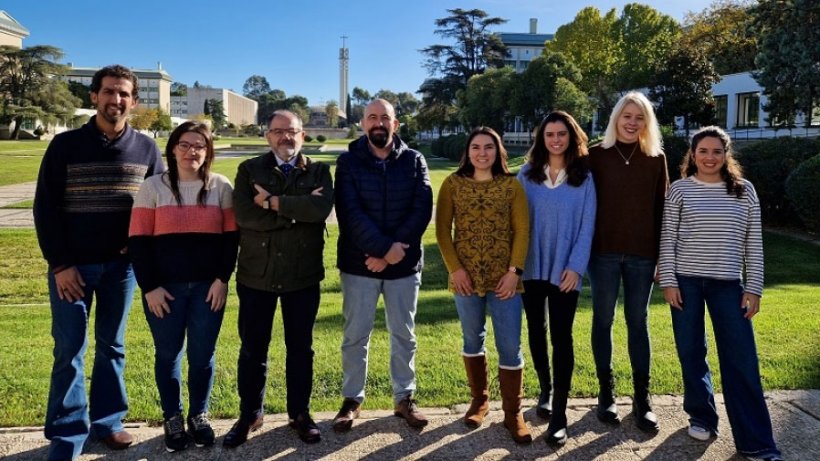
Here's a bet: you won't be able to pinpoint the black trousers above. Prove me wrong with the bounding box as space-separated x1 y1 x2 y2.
236 283 320 420
521 280 579 393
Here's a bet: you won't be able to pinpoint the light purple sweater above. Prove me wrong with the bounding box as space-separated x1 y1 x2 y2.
517 163 597 291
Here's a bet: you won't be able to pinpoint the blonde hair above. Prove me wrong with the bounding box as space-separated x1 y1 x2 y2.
601 91 663 157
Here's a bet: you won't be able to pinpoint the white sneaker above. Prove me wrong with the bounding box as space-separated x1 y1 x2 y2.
688 425 711 441
745 456 783 461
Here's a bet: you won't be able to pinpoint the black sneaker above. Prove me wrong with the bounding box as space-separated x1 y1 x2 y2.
163 414 189 453
187 413 215 447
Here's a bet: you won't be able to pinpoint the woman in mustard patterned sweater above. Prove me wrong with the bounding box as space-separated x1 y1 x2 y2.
435 126 531 444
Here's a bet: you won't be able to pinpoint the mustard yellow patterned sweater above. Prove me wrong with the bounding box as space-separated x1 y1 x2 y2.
435 174 529 296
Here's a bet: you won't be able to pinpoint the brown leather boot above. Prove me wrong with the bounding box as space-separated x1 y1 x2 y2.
463 355 490 428
499 368 532 444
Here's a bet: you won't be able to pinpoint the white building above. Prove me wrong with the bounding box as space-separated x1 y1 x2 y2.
497 18 553 74
183 87 258 127
0 10 28 48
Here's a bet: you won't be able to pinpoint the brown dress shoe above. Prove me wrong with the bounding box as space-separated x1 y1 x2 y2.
332 398 361 432
289 413 321 443
394 396 429 428
222 416 263 448
102 430 133 450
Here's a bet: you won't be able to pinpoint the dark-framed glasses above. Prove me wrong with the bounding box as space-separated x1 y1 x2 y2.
176 142 207 153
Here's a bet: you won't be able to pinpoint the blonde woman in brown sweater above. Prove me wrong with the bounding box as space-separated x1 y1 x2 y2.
435 127 531 444
588 92 669 432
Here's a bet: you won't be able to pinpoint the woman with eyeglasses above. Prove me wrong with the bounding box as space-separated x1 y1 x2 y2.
129 121 239 453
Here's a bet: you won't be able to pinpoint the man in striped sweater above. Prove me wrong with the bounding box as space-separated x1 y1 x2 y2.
33 65 165 461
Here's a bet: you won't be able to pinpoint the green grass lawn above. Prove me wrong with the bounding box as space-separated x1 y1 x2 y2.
0 227 818 427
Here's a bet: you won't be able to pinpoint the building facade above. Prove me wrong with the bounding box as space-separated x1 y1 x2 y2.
498 18 553 74
0 10 28 48
183 87 258 127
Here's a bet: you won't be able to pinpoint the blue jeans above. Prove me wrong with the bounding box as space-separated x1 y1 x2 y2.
340 272 421 404
143 281 225 420
672 275 781 458
589 253 655 378
45 259 135 461
453 292 523 369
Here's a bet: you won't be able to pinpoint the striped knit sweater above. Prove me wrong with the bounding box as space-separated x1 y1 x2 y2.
33 117 165 268
128 172 239 292
658 176 764 296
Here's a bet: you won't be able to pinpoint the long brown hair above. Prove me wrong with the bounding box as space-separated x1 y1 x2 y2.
164 121 215 206
681 126 745 198
455 126 512 178
524 111 590 186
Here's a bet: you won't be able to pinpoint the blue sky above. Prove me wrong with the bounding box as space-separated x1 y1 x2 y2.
9 1 712 107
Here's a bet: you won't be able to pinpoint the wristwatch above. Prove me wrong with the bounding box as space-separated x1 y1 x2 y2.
262 195 271 209
509 266 523 276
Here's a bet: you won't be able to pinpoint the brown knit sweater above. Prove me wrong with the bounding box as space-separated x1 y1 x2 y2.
435 174 529 296
588 141 669 259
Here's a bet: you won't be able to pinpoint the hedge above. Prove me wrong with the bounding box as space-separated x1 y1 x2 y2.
736 137 820 225
785 154 820 232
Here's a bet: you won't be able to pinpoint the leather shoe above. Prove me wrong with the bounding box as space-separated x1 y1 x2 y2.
222 416 263 448
332 398 361 432
289 413 321 443
394 395 428 428
102 430 133 450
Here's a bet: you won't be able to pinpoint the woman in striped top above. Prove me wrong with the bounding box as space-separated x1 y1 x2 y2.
129 122 239 453
658 126 781 461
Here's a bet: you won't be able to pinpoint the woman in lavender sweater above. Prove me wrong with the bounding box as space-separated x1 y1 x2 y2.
517 111 596 445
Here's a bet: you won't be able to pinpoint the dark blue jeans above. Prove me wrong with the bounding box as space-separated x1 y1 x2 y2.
588 253 655 378
672 275 780 458
45 258 135 461
143 281 225 420
236 283 320 420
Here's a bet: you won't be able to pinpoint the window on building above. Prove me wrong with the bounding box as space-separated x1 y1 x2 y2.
714 95 727 128
736 92 759 128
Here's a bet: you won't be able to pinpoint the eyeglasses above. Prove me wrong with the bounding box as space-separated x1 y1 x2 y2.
268 128 303 137
176 142 207 153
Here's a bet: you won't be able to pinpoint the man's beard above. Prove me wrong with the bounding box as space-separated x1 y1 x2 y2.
368 128 390 149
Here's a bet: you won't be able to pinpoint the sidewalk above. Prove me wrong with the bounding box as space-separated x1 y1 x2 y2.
1 390 817 460
0 182 35 228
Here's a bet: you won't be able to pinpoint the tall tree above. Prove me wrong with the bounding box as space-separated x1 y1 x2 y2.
544 7 621 118
149 108 173 138
67 81 92 108
129 107 158 132
325 100 339 127
650 44 720 135
0 45 79 139
397 92 420 115
419 8 508 110
613 4 681 92
510 52 585 134
458 66 515 135
374 89 399 108
207 99 226 130
352 87 370 106
681 0 757 74
750 0 820 127
242 75 272 100
545 5 680 121
170 81 187 96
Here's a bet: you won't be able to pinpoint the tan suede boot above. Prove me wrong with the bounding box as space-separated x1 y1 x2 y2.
499 368 532 444
463 355 490 428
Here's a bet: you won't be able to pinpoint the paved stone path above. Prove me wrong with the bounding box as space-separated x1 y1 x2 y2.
0 390 816 460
